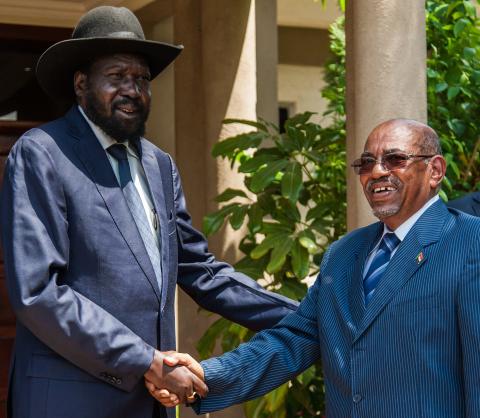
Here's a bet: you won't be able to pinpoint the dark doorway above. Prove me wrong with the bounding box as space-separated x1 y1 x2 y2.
0 23 71 418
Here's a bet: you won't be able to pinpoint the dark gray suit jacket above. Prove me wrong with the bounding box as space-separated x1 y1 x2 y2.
0 106 297 418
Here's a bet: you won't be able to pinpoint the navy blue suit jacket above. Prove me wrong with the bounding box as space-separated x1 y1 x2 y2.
198 200 480 418
0 106 297 418
448 191 480 216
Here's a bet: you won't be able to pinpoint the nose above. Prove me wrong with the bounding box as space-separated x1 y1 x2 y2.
120 76 140 97
370 159 390 178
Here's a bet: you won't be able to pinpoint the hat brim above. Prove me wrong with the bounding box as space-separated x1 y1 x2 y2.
36 37 183 102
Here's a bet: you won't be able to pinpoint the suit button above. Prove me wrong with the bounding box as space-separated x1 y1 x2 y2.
353 394 363 403
116 378 122 385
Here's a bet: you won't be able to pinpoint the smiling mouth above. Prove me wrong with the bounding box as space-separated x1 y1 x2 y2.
372 186 396 194
117 106 137 114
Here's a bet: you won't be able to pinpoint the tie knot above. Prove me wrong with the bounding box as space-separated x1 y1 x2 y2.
107 144 128 161
382 232 400 252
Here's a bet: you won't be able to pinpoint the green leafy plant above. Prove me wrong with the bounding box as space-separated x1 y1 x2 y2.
199 1 480 417
426 0 480 198
198 17 346 418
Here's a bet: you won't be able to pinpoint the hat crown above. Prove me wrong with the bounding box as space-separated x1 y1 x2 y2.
72 6 145 40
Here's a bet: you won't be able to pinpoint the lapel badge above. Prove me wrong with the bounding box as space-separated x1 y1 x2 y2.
416 251 424 264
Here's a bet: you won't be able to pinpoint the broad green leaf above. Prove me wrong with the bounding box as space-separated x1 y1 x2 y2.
281 162 303 202
285 112 316 127
463 46 476 58
267 237 294 273
245 397 266 418
239 153 279 173
262 222 292 234
251 232 289 259
447 86 461 99
306 205 329 221
439 189 448 202
286 126 306 150
463 0 476 17
234 255 267 280
472 70 480 84
230 205 248 230
248 204 263 234
454 18 469 37
215 188 248 202
299 236 318 254
223 118 268 132
290 382 314 412
435 82 448 92
448 119 466 136
264 383 289 413
291 240 310 279
196 318 229 358
276 278 308 300
212 132 264 158
296 367 316 386
250 160 289 193
202 204 237 236
445 67 463 85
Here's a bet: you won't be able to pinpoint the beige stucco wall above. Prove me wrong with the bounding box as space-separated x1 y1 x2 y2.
278 64 326 124
345 0 427 230
173 1 278 417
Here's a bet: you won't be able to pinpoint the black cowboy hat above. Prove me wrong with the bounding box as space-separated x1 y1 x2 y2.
36 6 183 102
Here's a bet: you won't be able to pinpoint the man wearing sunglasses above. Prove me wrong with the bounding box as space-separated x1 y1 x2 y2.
149 118 480 418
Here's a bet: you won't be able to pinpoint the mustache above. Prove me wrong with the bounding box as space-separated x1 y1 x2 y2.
366 175 402 192
113 98 145 112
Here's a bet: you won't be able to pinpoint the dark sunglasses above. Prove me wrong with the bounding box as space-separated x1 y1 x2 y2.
351 152 435 175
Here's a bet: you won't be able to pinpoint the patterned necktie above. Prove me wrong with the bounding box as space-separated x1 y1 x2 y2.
363 232 400 304
107 144 162 289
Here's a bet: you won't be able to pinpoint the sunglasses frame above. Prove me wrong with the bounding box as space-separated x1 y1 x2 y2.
351 152 436 175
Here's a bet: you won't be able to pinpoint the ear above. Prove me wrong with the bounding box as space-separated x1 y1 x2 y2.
429 155 446 189
73 70 88 102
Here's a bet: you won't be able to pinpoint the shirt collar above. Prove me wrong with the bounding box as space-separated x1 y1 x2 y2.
78 105 140 159
383 194 440 241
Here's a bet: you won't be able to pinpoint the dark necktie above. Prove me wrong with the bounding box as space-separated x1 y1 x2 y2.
107 144 162 289
363 232 400 304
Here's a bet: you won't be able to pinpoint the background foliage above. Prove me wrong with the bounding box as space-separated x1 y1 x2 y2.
427 0 480 198
198 1 480 417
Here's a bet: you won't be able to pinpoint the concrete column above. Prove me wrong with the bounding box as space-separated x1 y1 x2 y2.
255 0 278 123
201 0 256 261
172 3 209 418
145 16 176 156
345 0 427 230
174 1 276 417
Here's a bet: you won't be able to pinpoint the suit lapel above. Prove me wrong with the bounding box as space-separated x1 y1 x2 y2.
348 223 383 329
140 144 170 311
67 107 161 302
353 200 448 342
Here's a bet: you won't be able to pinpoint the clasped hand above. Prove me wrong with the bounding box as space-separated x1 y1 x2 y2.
144 350 206 407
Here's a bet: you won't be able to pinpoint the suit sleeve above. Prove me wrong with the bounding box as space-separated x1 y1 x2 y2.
171 159 299 331
457 234 480 416
193 277 322 414
0 132 154 392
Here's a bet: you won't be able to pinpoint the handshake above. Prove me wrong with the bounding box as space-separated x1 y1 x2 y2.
144 350 207 407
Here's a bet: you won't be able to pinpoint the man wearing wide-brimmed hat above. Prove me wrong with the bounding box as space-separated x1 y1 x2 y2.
0 6 297 418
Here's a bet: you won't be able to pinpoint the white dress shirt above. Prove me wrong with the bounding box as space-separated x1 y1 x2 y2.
363 194 440 276
78 106 159 247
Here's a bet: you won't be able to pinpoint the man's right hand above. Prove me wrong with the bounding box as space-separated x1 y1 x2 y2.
144 350 207 405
